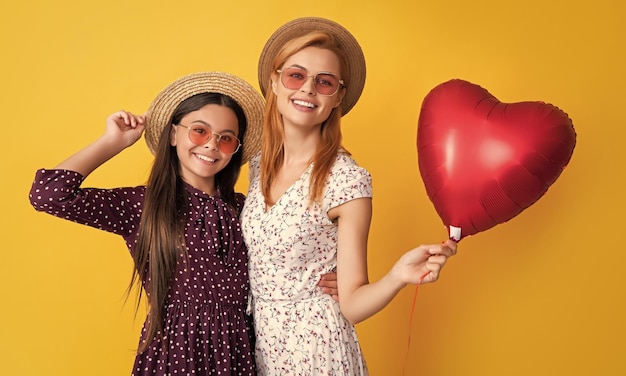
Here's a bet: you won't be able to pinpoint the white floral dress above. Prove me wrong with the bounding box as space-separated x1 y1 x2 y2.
241 153 372 376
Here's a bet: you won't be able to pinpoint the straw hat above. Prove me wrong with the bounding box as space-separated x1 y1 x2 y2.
144 71 264 164
257 17 366 116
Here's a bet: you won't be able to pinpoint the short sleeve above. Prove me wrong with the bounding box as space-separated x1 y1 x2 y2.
247 153 261 184
325 154 372 210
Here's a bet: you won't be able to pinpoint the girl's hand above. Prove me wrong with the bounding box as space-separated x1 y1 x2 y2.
53 111 146 175
318 272 339 302
393 239 457 286
104 110 146 148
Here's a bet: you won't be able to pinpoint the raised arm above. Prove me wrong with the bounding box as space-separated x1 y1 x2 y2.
332 197 457 324
56 111 145 176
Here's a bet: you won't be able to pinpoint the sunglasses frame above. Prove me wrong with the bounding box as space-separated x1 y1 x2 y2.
277 66 345 96
175 123 241 155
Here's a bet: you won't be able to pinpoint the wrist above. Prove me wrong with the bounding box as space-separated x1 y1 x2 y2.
382 268 407 294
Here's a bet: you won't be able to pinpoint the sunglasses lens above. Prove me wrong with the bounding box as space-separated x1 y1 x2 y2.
189 125 211 145
187 125 240 155
281 67 306 90
281 67 340 95
217 135 239 154
314 73 339 95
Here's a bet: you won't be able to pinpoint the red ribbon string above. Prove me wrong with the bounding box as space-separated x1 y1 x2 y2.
402 271 429 376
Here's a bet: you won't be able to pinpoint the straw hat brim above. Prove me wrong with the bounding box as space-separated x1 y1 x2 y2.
257 17 366 116
144 71 264 164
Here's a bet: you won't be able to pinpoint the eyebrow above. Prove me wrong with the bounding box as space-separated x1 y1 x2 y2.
286 64 338 76
288 64 307 70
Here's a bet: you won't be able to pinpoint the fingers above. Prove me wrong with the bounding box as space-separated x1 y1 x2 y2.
426 240 457 257
318 273 338 290
410 241 457 285
320 286 339 295
112 110 145 128
417 262 444 284
420 270 440 284
320 289 339 302
445 239 458 255
318 272 338 300
398 240 458 286
421 254 445 282
427 254 448 266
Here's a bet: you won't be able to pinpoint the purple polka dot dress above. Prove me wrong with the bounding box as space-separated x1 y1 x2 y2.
29 169 256 375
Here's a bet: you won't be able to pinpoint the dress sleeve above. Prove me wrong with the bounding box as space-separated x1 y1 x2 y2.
234 192 247 214
325 156 373 210
29 168 144 237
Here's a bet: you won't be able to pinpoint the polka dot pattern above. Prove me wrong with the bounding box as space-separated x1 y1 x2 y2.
29 169 255 375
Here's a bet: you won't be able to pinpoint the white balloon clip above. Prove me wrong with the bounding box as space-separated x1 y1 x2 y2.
449 226 461 242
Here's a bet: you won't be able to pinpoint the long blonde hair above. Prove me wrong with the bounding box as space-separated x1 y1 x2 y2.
260 31 351 205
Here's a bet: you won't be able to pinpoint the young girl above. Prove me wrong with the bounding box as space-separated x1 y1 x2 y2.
29 72 265 375
241 18 458 375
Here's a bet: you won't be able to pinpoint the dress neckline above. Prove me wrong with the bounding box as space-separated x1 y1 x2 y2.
264 163 313 213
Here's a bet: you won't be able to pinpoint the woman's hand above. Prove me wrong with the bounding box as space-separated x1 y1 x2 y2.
392 239 457 286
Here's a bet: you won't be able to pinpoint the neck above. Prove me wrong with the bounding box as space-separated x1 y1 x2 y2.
282 121 321 166
182 176 216 196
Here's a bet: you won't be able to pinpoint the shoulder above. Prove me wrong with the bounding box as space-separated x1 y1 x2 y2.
324 153 372 206
249 152 261 165
247 152 261 179
329 153 372 182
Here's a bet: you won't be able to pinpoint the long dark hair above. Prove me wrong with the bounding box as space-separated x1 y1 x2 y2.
130 92 248 353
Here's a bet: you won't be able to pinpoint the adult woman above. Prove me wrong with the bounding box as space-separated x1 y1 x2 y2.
241 18 457 375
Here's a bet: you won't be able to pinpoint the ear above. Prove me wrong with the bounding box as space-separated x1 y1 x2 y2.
271 78 278 95
169 124 177 146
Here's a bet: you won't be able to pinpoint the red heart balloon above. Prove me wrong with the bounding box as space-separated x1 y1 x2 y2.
417 79 576 241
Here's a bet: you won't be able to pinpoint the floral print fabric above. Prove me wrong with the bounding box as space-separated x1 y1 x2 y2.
241 153 372 376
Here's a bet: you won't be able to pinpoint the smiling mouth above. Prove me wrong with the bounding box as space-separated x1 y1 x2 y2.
292 99 317 108
195 153 216 163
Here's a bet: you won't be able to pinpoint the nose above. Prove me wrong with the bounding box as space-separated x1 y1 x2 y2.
203 134 219 150
299 75 316 94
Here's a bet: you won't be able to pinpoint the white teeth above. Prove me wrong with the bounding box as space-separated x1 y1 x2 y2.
293 99 316 108
195 154 215 162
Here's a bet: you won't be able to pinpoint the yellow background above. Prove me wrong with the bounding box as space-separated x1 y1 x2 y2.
2 0 624 375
